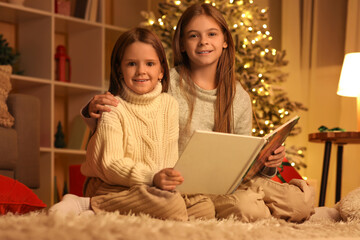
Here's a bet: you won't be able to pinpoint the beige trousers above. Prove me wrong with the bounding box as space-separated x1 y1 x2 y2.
212 175 315 222
84 178 215 221
85 175 314 222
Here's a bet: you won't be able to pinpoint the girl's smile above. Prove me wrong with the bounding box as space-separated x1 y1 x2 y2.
133 78 150 82
196 50 213 54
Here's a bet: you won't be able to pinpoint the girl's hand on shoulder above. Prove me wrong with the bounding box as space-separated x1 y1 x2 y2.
153 168 184 191
89 92 118 118
264 145 285 168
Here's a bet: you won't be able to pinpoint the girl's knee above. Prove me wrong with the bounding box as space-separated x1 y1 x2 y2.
184 194 215 220
252 177 315 222
267 179 315 222
214 189 271 222
229 201 271 222
284 180 316 222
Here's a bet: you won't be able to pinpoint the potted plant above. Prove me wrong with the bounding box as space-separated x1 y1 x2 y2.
0 34 20 73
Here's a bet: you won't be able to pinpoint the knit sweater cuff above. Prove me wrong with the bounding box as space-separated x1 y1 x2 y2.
130 168 156 186
260 166 277 178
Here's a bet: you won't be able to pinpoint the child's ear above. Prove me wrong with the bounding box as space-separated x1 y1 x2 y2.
223 41 228 49
159 68 164 81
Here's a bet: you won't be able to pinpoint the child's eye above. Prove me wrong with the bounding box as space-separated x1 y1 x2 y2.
146 62 155 66
189 34 198 38
209 32 217 37
127 62 136 66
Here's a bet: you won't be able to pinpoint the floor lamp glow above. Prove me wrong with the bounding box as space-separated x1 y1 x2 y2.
337 52 360 131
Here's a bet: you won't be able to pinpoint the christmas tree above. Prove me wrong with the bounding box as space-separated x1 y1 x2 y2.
141 0 307 169
54 121 66 148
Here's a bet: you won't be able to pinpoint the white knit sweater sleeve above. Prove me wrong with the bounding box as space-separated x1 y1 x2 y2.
164 96 179 166
81 108 155 187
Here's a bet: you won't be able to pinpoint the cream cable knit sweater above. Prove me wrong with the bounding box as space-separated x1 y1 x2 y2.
81 82 179 187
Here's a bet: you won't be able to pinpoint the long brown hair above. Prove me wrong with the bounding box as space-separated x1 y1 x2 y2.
172 3 236 133
109 27 170 95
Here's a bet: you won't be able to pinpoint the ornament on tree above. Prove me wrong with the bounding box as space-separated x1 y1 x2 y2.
54 121 66 148
141 0 307 169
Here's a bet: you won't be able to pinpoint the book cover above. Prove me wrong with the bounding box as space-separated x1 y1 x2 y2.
241 115 300 183
80 126 91 150
54 176 59 203
84 0 92 20
88 0 98 21
67 114 88 149
96 0 103 22
73 0 88 19
174 116 300 195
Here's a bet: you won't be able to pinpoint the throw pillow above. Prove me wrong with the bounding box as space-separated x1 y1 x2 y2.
0 175 46 214
336 187 360 221
0 65 15 128
271 158 303 183
69 164 86 197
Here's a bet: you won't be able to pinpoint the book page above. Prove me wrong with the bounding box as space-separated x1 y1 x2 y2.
241 116 300 183
174 131 266 195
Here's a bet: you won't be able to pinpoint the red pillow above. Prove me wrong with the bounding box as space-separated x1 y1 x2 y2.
69 164 86 197
0 175 46 214
271 158 303 183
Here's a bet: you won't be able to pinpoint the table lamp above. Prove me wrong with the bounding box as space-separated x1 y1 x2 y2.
337 52 360 131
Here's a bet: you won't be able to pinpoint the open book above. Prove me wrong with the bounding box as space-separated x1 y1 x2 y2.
174 115 300 195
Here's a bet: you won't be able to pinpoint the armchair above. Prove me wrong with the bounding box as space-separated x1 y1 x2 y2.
0 93 40 189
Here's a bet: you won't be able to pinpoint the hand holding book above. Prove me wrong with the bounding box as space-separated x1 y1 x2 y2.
242 116 300 183
265 145 286 168
153 168 184 191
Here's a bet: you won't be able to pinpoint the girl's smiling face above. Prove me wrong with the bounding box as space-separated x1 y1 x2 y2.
121 41 163 95
182 14 228 69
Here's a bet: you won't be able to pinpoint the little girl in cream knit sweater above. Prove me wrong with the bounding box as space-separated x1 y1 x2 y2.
50 28 189 220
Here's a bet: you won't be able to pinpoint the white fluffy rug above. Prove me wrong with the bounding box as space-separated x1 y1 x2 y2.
1 211 360 240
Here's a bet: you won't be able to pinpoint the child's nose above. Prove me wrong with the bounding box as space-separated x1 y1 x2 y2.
199 36 209 46
136 64 146 75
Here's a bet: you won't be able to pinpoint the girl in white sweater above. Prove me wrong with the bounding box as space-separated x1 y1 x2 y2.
50 28 188 221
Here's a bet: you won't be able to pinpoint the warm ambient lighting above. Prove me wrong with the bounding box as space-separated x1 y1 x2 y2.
337 52 360 131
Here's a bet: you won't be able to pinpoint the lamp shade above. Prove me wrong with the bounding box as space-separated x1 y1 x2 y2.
337 52 360 97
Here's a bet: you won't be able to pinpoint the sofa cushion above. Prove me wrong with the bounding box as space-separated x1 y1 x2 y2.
0 65 14 128
0 170 15 179
7 94 40 188
0 175 46 215
0 127 17 170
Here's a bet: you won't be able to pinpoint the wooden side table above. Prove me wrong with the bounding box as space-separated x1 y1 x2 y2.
308 131 360 206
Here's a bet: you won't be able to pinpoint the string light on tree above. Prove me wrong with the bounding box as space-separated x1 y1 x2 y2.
141 0 308 170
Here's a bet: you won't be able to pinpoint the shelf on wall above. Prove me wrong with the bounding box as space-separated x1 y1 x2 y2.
55 148 86 156
11 74 50 84
0 2 51 19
